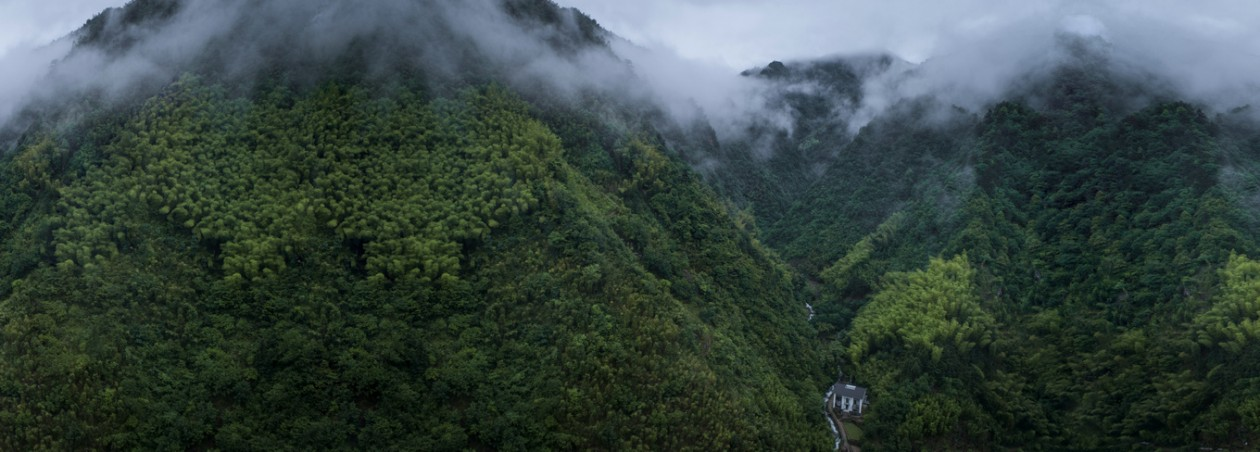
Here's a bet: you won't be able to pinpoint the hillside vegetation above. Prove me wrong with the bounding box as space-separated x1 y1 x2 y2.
0 74 827 451
787 65 1260 449
4 0 1260 450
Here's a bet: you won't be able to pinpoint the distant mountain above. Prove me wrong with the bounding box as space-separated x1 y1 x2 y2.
748 35 1260 449
711 55 905 228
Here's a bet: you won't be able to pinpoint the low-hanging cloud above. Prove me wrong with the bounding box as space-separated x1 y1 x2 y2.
841 1 1260 130
6 0 1260 156
563 0 1260 134
0 0 123 57
0 38 75 132
0 0 791 153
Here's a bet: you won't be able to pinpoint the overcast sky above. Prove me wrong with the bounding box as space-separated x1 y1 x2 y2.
554 0 1020 67
4 0 1260 125
5 0 1260 69
554 0 1260 70
0 0 125 57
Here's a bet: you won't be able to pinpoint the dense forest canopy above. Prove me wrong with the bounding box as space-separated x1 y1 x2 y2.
2 0 1260 450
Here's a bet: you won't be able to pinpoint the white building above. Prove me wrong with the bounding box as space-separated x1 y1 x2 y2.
830 382 867 415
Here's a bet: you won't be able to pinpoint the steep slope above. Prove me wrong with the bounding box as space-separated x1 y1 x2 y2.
0 0 830 450
712 56 902 229
767 44 1260 449
9 1 1260 450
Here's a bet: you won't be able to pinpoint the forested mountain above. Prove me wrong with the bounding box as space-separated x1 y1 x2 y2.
0 0 828 449
713 55 901 227
2 0 1259 450
772 42 1260 449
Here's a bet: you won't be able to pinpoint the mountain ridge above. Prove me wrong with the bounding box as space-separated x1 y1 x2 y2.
2 0 1260 450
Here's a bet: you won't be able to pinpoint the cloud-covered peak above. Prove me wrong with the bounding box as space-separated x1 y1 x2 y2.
1058 15 1108 41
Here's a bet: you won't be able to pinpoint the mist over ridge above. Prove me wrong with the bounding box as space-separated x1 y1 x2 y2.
6 0 1260 156
4 1 1260 450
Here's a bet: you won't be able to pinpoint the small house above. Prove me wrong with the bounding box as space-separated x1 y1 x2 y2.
830 382 867 415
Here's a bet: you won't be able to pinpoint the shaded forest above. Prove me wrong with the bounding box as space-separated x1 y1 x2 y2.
3 0 1260 450
784 64 1260 449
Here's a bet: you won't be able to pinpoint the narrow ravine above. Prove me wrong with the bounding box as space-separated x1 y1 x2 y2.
810 306 842 450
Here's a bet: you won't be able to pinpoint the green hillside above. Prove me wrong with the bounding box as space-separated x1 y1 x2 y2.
0 74 829 450
4 0 1260 450
0 1 830 450
781 62 1260 449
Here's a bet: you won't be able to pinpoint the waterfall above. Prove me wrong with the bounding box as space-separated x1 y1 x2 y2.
822 387 840 450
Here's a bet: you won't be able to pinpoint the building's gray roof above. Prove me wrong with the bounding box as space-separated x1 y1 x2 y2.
833 383 866 400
